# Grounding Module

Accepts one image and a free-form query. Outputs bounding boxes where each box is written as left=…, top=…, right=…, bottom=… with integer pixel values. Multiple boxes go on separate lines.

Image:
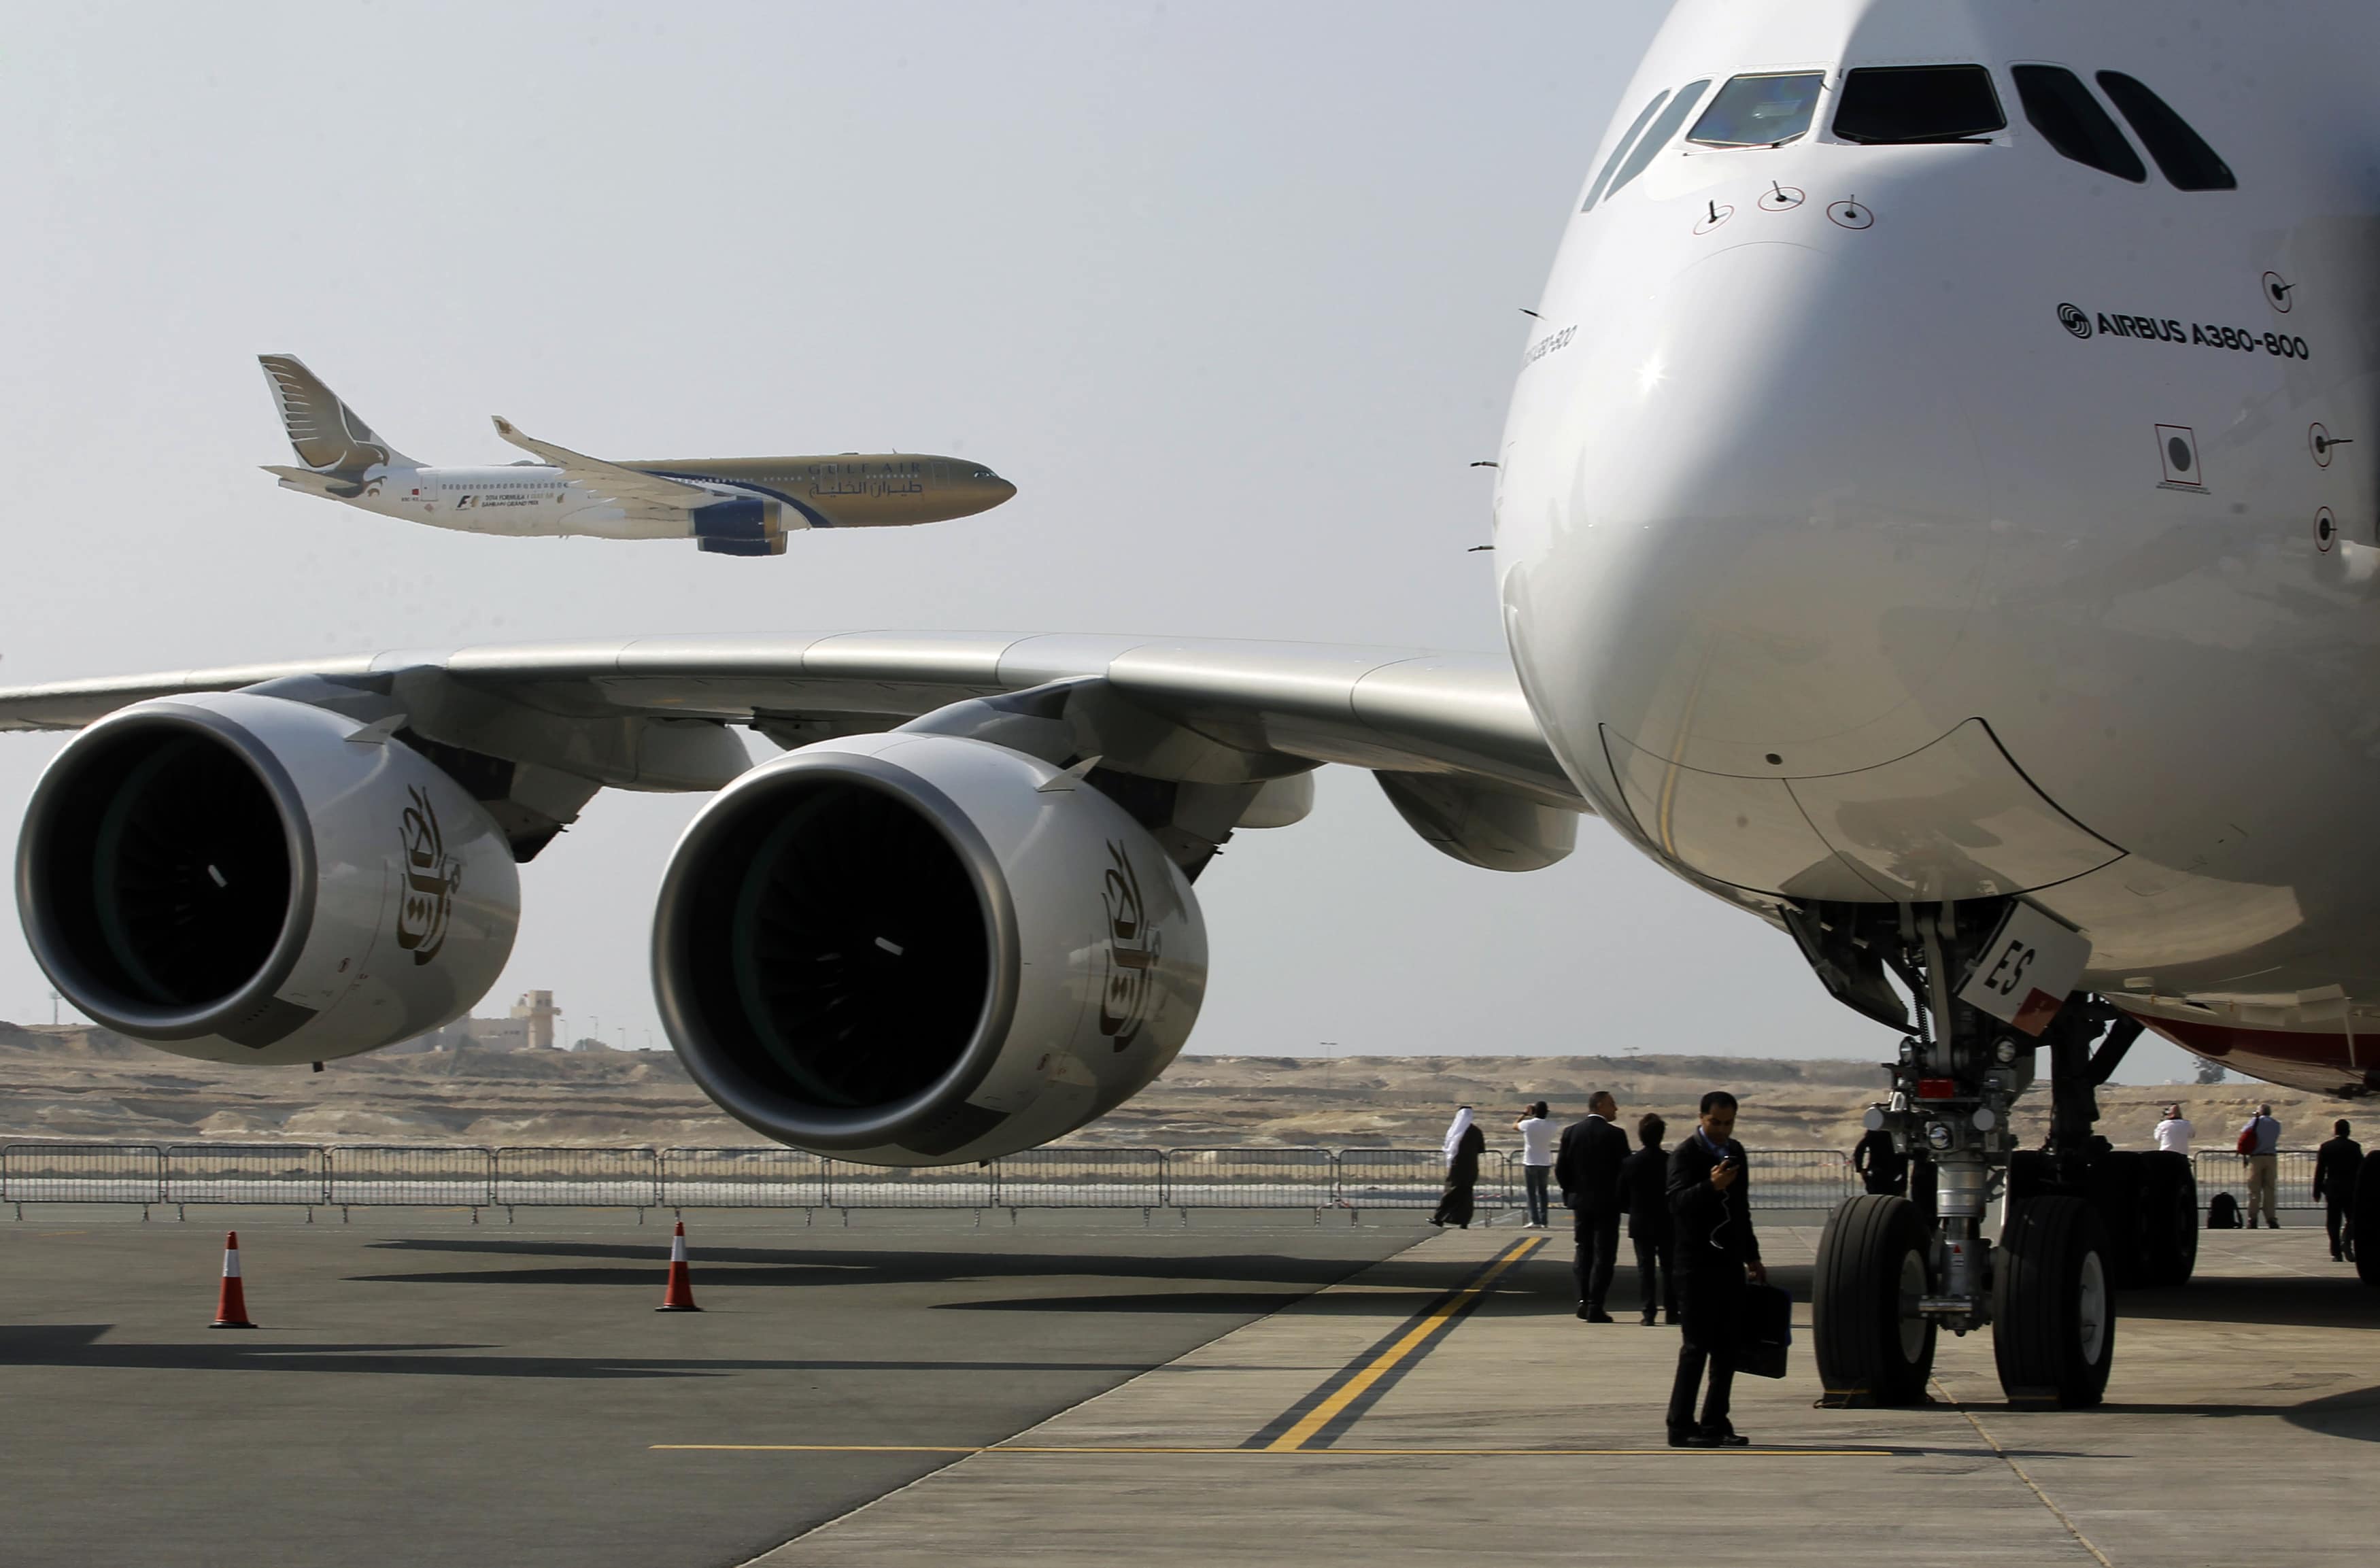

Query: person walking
left=1666, top=1090, right=1765, bottom=1448
left=1853, top=1121, right=1908, bottom=1197
left=1554, top=1091, right=1630, bottom=1322
left=1620, top=1112, right=1676, bottom=1326
left=2313, top=1119, right=2362, bottom=1263
left=1431, top=1106, right=1486, bottom=1229
left=2154, top=1104, right=2194, bottom=1155
left=1514, top=1102, right=1558, bottom=1228
left=2239, top=1104, right=2283, bottom=1228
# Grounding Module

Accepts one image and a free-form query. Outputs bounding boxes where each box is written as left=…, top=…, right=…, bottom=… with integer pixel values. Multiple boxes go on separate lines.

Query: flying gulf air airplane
left=257, top=355, right=1016, bottom=556
left=5, top=0, right=2376, bottom=1414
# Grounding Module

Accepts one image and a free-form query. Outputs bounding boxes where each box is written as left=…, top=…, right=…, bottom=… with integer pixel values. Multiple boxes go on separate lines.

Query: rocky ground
left=0, top=1025, right=2347, bottom=1152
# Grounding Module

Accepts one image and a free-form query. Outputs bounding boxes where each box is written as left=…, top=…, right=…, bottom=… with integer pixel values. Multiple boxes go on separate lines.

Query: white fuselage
left=316, top=464, right=690, bottom=540
left=1495, top=0, right=2380, bottom=1089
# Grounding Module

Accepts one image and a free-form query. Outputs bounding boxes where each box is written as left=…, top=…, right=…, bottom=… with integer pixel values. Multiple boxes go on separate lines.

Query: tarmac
left=0, top=1206, right=2370, bottom=1566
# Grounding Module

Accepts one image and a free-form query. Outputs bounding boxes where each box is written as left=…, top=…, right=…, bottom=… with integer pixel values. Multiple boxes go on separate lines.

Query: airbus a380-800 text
left=259, top=354, right=1016, bottom=557
left=7, top=1, right=2375, bottom=1416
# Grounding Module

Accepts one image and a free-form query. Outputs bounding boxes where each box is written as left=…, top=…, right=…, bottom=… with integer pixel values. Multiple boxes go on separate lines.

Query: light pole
left=1321, top=1041, right=1337, bottom=1091
left=49, top=991, right=59, bottom=1027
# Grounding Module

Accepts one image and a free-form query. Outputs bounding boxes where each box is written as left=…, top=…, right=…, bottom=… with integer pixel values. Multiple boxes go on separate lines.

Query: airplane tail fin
left=258, top=354, right=418, bottom=479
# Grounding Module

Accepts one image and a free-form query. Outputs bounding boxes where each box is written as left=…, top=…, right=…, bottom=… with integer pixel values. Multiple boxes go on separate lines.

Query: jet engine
left=16, top=692, right=520, bottom=1066
left=652, top=732, right=1208, bottom=1164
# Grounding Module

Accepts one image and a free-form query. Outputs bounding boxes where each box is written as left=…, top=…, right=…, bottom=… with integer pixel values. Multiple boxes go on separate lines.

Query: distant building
left=512, top=991, right=558, bottom=1052
left=386, top=991, right=564, bottom=1055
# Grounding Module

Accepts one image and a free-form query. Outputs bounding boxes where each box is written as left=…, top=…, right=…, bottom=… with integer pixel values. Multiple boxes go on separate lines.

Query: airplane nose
left=1506, top=239, right=1992, bottom=784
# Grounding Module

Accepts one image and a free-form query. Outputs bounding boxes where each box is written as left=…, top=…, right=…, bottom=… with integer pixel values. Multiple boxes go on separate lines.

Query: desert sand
left=0, top=1025, right=2347, bottom=1153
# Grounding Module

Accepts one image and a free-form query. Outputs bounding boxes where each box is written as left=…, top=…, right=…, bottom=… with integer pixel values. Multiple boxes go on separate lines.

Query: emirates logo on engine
left=396, top=787, right=461, bottom=965
left=1097, top=841, right=1161, bottom=1052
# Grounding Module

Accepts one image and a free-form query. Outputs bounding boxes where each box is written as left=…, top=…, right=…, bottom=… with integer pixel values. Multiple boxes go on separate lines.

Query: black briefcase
left=1735, top=1282, right=1792, bottom=1380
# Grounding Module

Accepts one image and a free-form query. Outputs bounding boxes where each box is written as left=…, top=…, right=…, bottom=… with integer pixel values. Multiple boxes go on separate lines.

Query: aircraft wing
left=0, top=632, right=1588, bottom=866
left=490, top=416, right=728, bottom=519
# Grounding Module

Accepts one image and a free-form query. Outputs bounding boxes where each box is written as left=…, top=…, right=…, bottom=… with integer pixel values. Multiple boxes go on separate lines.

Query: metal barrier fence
left=165, top=1144, right=327, bottom=1206
left=3, top=1143, right=164, bottom=1205
left=1747, top=1149, right=1859, bottom=1210
left=327, top=1146, right=495, bottom=1208
left=658, top=1148, right=828, bottom=1208
left=996, top=1148, right=1167, bottom=1208
left=0, top=1142, right=2334, bottom=1214
left=494, top=1146, right=659, bottom=1208
left=2192, top=1149, right=2324, bottom=1210
left=1163, top=1148, right=1338, bottom=1208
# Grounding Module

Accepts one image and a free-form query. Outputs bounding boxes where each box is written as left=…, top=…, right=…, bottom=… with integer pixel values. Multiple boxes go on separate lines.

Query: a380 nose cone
left=1504, top=240, right=1993, bottom=785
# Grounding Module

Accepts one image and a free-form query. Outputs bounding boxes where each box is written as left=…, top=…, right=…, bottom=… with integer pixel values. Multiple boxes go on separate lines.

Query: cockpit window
left=2095, top=72, right=2235, bottom=190
left=2012, top=66, right=2144, bottom=182
left=1599, top=79, right=1712, bottom=203
left=1582, top=90, right=1671, bottom=212
left=1832, top=65, right=2005, bottom=144
left=1688, top=72, right=1826, bottom=148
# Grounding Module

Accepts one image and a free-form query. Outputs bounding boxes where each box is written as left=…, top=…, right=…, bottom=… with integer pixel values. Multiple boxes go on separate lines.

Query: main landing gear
left=1787, top=899, right=2189, bottom=1410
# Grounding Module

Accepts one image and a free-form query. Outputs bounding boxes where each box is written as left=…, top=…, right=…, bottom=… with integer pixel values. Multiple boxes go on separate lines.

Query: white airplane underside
left=12, top=0, right=2380, bottom=1410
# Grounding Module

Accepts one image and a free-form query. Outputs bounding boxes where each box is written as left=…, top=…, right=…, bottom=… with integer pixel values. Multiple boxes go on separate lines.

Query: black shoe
left=1700, top=1425, right=1749, bottom=1447
left=1667, top=1425, right=1710, bottom=1448
left=1586, top=1308, right=1615, bottom=1323
left=1639, top=1312, right=1657, bottom=1327
left=1575, top=1303, right=1593, bottom=1320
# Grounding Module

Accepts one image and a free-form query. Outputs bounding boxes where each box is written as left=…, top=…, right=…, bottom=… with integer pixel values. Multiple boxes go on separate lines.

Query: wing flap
left=491, top=416, right=724, bottom=517
left=0, top=634, right=1587, bottom=812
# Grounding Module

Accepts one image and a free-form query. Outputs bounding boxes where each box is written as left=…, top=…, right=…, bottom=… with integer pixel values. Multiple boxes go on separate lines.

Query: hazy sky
left=0, top=1, right=2203, bottom=1086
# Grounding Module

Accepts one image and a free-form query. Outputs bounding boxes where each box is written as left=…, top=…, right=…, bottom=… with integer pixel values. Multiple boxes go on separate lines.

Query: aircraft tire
left=2353, top=1155, right=2380, bottom=1288
left=2139, top=1152, right=2198, bottom=1287
left=1992, top=1195, right=2115, bottom=1408
left=1814, top=1194, right=1935, bottom=1407
left=2086, top=1150, right=2149, bottom=1286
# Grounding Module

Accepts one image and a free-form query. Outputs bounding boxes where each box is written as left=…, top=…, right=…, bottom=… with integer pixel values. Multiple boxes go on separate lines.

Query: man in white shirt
left=2154, top=1106, right=2194, bottom=1155
left=1514, top=1102, right=1557, bottom=1227
left=2240, top=1105, right=2283, bottom=1228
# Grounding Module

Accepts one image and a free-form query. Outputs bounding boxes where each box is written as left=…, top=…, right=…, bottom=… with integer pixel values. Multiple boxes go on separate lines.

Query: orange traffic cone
left=210, top=1231, right=256, bottom=1329
left=656, top=1221, right=701, bottom=1312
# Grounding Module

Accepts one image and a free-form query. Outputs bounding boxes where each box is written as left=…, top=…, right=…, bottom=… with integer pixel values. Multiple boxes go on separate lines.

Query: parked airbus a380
left=258, top=355, right=1017, bottom=556
left=8, top=0, right=2377, bottom=1413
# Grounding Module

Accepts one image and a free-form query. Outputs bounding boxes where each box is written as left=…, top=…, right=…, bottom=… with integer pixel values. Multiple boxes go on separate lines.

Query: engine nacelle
left=652, top=732, right=1207, bottom=1164
left=16, top=692, right=520, bottom=1065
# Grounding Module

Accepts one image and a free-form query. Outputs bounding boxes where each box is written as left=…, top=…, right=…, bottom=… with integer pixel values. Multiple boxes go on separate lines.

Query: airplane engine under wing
left=653, top=732, right=1207, bottom=1165
left=16, top=693, right=520, bottom=1066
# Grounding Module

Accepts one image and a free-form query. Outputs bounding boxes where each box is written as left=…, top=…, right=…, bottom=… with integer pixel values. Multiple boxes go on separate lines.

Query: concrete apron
left=732, top=1224, right=2373, bottom=1565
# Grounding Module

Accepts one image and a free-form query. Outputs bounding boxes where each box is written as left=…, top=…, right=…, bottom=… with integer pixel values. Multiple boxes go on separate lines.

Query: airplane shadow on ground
left=2123, top=1274, right=2379, bottom=1331
left=0, top=1323, right=1157, bottom=1381
left=343, top=1238, right=1452, bottom=1300
left=2093, top=1388, right=2380, bottom=1443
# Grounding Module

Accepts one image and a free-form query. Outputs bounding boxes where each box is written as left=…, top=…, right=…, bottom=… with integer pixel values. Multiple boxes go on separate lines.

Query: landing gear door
left=1954, top=902, right=2091, bottom=1036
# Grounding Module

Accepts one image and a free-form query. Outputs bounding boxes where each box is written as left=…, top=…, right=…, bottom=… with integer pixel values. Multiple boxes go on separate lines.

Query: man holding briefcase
left=1665, top=1090, right=1767, bottom=1448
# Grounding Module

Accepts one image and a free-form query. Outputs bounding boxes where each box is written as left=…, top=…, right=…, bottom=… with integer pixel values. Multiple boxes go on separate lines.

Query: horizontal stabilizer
left=260, top=464, right=355, bottom=498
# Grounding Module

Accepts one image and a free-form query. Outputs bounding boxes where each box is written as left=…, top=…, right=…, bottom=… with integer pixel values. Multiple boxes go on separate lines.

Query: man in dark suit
left=1853, top=1121, right=1908, bottom=1196
left=1619, top=1112, right=1676, bottom=1326
left=1554, top=1090, right=1629, bottom=1322
left=1665, top=1089, right=1766, bottom=1448
left=2313, top=1118, right=2363, bottom=1262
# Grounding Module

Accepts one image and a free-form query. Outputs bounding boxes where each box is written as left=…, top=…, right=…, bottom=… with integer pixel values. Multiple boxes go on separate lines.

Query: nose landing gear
left=1792, top=899, right=2171, bottom=1411
left=1812, top=1193, right=1935, bottom=1405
